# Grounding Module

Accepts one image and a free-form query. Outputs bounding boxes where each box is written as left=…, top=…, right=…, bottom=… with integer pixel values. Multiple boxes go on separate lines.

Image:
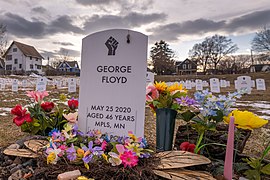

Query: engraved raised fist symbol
left=105, top=36, right=119, bottom=55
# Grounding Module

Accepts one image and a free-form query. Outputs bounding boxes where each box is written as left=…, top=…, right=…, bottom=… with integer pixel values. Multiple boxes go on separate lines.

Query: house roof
left=57, top=61, right=79, bottom=69
left=4, top=41, right=44, bottom=59
left=176, top=58, right=197, bottom=66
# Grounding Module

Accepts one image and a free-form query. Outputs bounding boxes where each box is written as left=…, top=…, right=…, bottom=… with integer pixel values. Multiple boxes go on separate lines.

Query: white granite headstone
left=256, top=79, right=266, bottom=90
left=210, top=78, right=220, bottom=93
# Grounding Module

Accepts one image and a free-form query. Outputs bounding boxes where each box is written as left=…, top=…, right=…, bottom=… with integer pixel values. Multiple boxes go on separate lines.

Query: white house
left=4, top=41, right=44, bottom=74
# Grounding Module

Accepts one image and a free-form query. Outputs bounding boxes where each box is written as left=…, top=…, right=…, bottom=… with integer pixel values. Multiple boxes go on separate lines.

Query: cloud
left=148, top=9, right=270, bottom=42
left=31, top=6, right=47, bottom=14
left=83, top=12, right=166, bottom=33
left=52, top=41, right=74, bottom=46
left=76, top=0, right=115, bottom=6
left=57, top=47, right=81, bottom=57
left=1, top=13, right=83, bottom=38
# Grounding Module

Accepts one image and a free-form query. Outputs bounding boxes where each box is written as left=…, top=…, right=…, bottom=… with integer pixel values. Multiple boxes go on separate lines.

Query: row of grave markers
left=0, top=77, right=79, bottom=93
left=146, top=72, right=266, bottom=93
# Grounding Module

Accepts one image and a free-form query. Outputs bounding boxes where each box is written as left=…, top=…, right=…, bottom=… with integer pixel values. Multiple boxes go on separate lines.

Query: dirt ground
left=0, top=72, right=270, bottom=159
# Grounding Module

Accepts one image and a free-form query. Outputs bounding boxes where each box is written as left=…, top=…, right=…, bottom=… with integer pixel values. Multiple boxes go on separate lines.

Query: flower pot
left=156, top=108, right=177, bottom=152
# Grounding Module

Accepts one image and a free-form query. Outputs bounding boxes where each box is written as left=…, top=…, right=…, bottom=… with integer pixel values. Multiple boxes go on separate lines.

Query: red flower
left=41, top=102, right=54, bottom=112
left=68, top=98, right=79, bottom=110
left=180, top=142, right=196, bottom=153
left=11, top=104, right=32, bottom=126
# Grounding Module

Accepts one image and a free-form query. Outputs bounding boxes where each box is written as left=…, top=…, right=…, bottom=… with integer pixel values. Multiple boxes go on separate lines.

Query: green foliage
left=150, top=40, right=176, bottom=75
left=243, top=145, right=270, bottom=180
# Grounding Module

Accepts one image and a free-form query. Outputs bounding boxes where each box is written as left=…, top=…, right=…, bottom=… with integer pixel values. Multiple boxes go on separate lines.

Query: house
left=4, top=41, right=44, bottom=74
left=56, top=60, right=80, bottom=73
left=250, top=64, right=270, bottom=73
left=176, top=59, right=197, bottom=75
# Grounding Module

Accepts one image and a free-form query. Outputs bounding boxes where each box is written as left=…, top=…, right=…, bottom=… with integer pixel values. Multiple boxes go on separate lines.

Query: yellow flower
left=167, top=83, right=187, bottom=93
left=154, top=81, right=168, bottom=92
left=125, top=143, right=143, bottom=156
left=77, top=148, right=84, bottom=159
left=59, top=93, right=67, bottom=102
left=224, top=110, right=268, bottom=130
left=47, top=152, right=56, bottom=164
left=102, top=153, right=108, bottom=162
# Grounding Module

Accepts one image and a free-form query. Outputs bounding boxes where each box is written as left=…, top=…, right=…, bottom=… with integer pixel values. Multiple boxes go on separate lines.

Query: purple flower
left=66, top=144, right=77, bottom=161
left=82, top=141, right=103, bottom=164
left=176, top=96, right=197, bottom=106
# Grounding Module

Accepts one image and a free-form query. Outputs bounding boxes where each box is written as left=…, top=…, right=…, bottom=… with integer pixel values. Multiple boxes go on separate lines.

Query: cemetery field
left=0, top=73, right=270, bottom=159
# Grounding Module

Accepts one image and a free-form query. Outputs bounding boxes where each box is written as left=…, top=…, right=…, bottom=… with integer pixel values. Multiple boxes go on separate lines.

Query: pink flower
left=63, top=112, right=78, bottom=124
left=146, top=84, right=159, bottom=101
left=26, top=91, right=49, bottom=103
left=120, top=151, right=138, bottom=168
left=101, top=141, right=107, bottom=150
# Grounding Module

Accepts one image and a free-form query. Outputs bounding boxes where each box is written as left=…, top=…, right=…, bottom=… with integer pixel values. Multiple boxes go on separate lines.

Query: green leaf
left=262, top=146, right=270, bottom=160
left=246, top=158, right=261, bottom=169
left=211, top=109, right=224, bottom=122
left=261, top=164, right=270, bottom=175
left=179, top=110, right=196, bottom=122
left=244, top=169, right=261, bottom=180
left=33, top=122, right=40, bottom=127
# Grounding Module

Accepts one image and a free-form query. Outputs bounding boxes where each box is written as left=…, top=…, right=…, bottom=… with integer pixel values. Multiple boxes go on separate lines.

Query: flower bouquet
left=10, top=91, right=79, bottom=136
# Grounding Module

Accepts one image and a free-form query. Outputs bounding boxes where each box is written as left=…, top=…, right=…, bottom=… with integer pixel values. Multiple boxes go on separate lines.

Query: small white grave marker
left=202, top=80, right=209, bottom=87
left=226, top=81, right=230, bottom=87
left=195, top=79, right=203, bottom=91
left=36, top=77, right=47, bottom=92
left=12, top=79, right=18, bottom=92
left=22, top=80, right=27, bottom=88
left=236, top=76, right=252, bottom=94
left=256, top=79, right=266, bottom=90
left=210, top=78, right=220, bottom=93
left=68, top=78, right=77, bottom=92
left=146, top=72, right=154, bottom=85
left=0, top=79, right=5, bottom=90
left=251, top=80, right=255, bottom=88
left=220, top=80, right=227, bottom=88
left=185, top=80, right=192, bottom=90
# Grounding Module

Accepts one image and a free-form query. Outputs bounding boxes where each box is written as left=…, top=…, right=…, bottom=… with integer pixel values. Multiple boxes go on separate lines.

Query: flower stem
left=195, top=131, right=204, bottom=154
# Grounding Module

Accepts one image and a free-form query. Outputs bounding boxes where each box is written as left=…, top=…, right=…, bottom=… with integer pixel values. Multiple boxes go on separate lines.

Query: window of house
left=6, top=55, right=12, bottom=60
left=188, top=64, right=192, bottom=69
left=30, top=56, right=32, bottom=60
left=13, top=67, right=16, bottom=70
left=30, top=64, right=33, bottom=69
left=36, top=58, right=38, bottom=61
left=19, top=64, right=22, bottom=69
left=37, top=65, right=41, bottom=69
left=6, top=65, right=12, bottom=70
left=14, top=59, right=18, bottom=64
left=183, top=64, right=186, bottom=69
left=13, top=48, right=17, bottom=52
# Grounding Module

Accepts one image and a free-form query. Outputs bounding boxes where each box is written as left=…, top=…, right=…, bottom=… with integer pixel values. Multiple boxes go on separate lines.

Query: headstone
left=78, top=29, right=147, bottom=137
left=57, top=80, right=62, bottom=89
left=185, top=80, right=192, bottom=90
left=22, top=80, right=27, bottom=88
left=202, top=80, right=209, bottom=87
left=256, top=79, right=266, bottom=90
left=226, top=81, right=230, bottom=87
left=146, top=72, right=154, bottom=85
left=234, top=80, right=238, bottom=90
left=236, top=76, right=252, bottom=94
left=251, top=80, right=255, bottom=88
left=68, top=78, right=77, bottom=92
left=220, top=80, right=227, bottom=88
left=191, top=81, right=196, bottom=88
left=36, top=77, right=47, bottom=92
left=210, top=78, right=220, bottom=93
left=0, top=79, right=5, bottom=90
left=195, top=79, right=203, bottom=91
left=12, top=79, right=18, bottom=92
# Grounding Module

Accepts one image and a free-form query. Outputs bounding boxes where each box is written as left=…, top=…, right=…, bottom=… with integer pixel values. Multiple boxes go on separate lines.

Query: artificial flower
left=167, top=83, right=187, bottom=94
left=120, top=151, right=139, bottom=168
left=146, top=84, right=159, bottom=101
left=224, top=110, right=268, bottom=130
left=11, top=104, right=32, bottom=126
left=46, top=143, right=62, bottom=164
left=68, top=98, right=79, bottom=110
left=180, top=142, right=196, bottom=153
left=26, top=91, right=48, bottom=103
left=66, top=144, right=77, bottom=161
left=102, top=153, right=108, bottom=162
left=108, top=152, right=122, bottom=166
left=41, top=101, right=54, bottom=112
left=154, top=81, right=168, bottom=92
left=82, top=141, right=103, bottom=164
left=176, top=96, right=197, bottom=107
left=63, top=112, right=78, bottom=124
left=125, top=143, right=144, bottom=156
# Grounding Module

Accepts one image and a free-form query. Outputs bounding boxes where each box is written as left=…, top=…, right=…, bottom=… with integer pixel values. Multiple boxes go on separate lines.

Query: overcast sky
left=1, top=0, right=270, bottom=64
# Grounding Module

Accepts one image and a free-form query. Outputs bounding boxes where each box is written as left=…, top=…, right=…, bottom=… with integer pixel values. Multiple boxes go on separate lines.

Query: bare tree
left=189, top=34, right=238, bottom=74
left=252, top=27, right=270, bottom=53
left=0, top=23, right=7, bottom=57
